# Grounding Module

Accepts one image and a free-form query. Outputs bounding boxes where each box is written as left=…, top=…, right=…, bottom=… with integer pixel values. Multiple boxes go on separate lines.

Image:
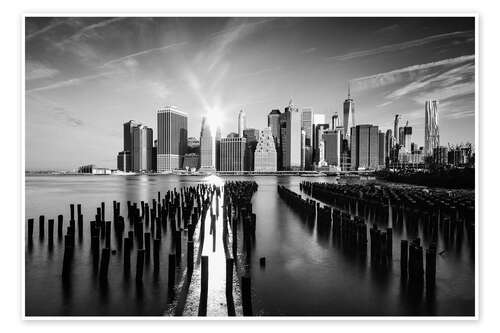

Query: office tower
left=268, top=109, right=282, bottom=170
left=404, top=125, right=412, bottom=152
left=117, top=151, right=131, bottom=172
left=238, top=109, right=246, bottom=137
left=433, top=146, right=448, bottom=166
left=343, top=83, right=355, bottom=139
left=332, top=112, right=339, bottom=130
left=118, top=120, right=153, bottom=172
left=425, top=100, right=440, bottom=156
left=301, top=130, right=306, bottom=170
left=152, top=140, right=157, bottom=172
left=200, top=116, right=215, bottom=171
left=378, top=130, right=386, bottom=168
left=280, top=101, right=302, bottom=170
left=157, top=106, right=187, bottom=171
left=254, top=127, right=277, bottom=172
left=219, top=136, right=246, bottom=171
left=385, top=129, right=393, bottom=164
left=313, top=124, right=329, bottom=163
left=399, top=127, right=405, bottom=148
left=187, top=137, right=201, bottom=154
left=323, top=130, right=341, bottom=167
left=215, top=126, right=222, bottom=171
left=243, top=128, right=259, bottom=171
left=393, top=114, right=400, bottom=145
left=350, top=124, right=379, bottom=170
left=313, top=114, right=326, bottom=125
left=301, top=107, right=314, bottom=147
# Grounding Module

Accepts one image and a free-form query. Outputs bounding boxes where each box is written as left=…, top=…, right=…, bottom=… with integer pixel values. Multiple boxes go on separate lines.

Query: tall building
left=254, top=128, right=277, bottom=172
left=399, top=127, right=405, bottom=148
left=385, top=129, right=393, bottom=165
left=424, top=100, right=440, bottom=156
left=157, top=106, right=187, bottom=171
left=152, top=140, right=157, bottom=172
left=404, top=126, right=412, bottom=152
left=238, top=109, right=246, bottom=137
left=313, top=124, right=329, bottom=163
left=378, top=130, right=386, bottom=168
left=323, top=130, right=341, bottom=167
left=301, top=107, right=314, bottom=147
left=350, top=124, right=379, bottom=170
left=243, top=128, right=259, bottom=171
left=268, top=109, right=282, bottom=169
left=332, top=112, right=339, bottom=130
left=219, top=137, right=246, bottom=172
left=394, top=114, right=400, bottom=145
left=343, top=83, right=355, bottom=140
left=215, top=126, right=222, bottom=171
left=118, top=120, right=153, bottom=172
left=200, top=116, right=215, bottom=171
left=280, top=101, right=302, bottom=170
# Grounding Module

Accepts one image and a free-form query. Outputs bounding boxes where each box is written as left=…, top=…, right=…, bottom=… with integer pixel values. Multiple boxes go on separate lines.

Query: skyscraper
left=343, top=83, right=355, bottom=140
left=350, top=124, right=379, bottom=170
left=301, top=107, right=313, bottom=147
left=268, top=109, right=282, bottom=169
left=425, top=100, right=440, bottom=156
left=157, top=106, right=187, bottom=172
left=385, top=129, right=393, bottom=165
left=323, top=130, right=341, bottom=167
left=313, top=123, right=329, bottom=163
left=238, top=109, right=246, bottom=137
left=243, top=128, right=259, bottom=171
left=394, top=114, right=400, bottom=145
left=378, top=130, right=386, bottom=168
left=280, top=100, right=302, bottom=170
left=404, top=125, right=412, bottom=152
left=118, top=120, right=153, bottom=172
left=219, top=136, right=246, bottom=172
left=332, top=112, right=339, bottom=130
left=200, top=116, right=215, bottom=171
left=254, top=127, right=277, bottom=172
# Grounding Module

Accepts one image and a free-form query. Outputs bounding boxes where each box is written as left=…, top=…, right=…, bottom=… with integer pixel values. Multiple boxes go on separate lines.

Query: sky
left=25, top=16, right=475, bottom=170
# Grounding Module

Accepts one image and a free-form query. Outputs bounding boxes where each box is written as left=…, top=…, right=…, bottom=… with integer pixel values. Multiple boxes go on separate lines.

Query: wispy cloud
left=26, top=71, right=116, bottom=93
left=25, top=61, right=59, bottom=80
left=326, top=30, right=473, bottom=61
left=352, top=55, right=474, bottom=91
left=27, top=94, right=84, bottom=127
left=101, top=41, right=187, bottom=67
left=56, top=17, right=127, bottom=45
left=301, top=47, right=317, bottom=54
left=25, top=18, right=70, bottom=41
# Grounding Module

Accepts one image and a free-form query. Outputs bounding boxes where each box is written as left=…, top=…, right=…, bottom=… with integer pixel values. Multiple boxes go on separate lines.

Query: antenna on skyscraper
left=348, top=81, right=351, bottom=99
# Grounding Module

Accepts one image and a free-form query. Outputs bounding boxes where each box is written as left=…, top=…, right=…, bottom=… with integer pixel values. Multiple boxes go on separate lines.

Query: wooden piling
left=198, top=255, right=208, bottom=316
left=168, top=253, right=176, bottom=291
left=241, top=276, right=253, bottom=316
left=27, top=218, right=34, bottom=242
left=153, top=239, right=160, bottom=276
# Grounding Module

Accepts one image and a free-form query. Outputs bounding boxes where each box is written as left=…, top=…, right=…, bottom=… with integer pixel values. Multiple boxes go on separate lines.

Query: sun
left=206, top=108, right=224, bottom=134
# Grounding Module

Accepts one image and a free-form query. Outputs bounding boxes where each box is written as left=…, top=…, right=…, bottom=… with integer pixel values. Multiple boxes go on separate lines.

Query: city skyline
left=25, top=17, right=475, bottom=170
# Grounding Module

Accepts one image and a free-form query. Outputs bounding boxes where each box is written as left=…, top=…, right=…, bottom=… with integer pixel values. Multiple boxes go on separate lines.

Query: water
left=25, top=175, right=475, bottom=316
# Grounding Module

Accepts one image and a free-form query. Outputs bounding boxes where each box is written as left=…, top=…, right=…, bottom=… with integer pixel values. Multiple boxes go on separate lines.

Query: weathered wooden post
left=168, top=253, right=176, bottom=291
left=123, top=237, right=131, bottom=276
left=187, top=240, right=194, bottom=272
left=39, top=215, right=45, bottom=240
left=144, top=232, right=151, bottom=263
left=153, top=239, right=160, bottom=277
left=57, top=215, right=63, bottom=239
left=48, top=219, right=54, bottom=245
left=401, top=240, right=408, bottom=280
left=198, top=255, right=208, bottom=316
left=241, top=275, right=253, bottom=316
left=27, top=218, right=34, bottom=243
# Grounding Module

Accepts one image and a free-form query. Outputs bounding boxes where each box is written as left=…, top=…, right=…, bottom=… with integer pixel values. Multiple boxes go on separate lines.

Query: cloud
left=25, top=18, right=70, bottom=41
left=25, top=61, right=60, bottom=80
left=101, top=41, right=187, bottom=67
left=27, top=94, right=84, bottom=127
left=56, top=17, right=127, bottom=45
left=352, top=55, right=474, bottom=91
left=148, top=81, right=171, bottom=99
left=326, top=30, right=473, bottom=61
left=372, top=24, right=400, bottom=35
left=301, top=47, right=317, bottom=54
left=26, top=71, right=116, bottom=92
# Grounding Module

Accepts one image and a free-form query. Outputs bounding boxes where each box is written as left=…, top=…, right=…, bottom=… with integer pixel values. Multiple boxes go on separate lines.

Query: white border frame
left=21, top=12, right=479, bottom=321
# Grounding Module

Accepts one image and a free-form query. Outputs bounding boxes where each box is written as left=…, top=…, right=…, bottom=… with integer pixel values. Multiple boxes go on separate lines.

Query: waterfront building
left=157, top=106, right=187, bottom=172
left=243, top=128, right=259, bottom=171
left=350, top=124, right=379, bottom=170
left=385, top=129, right=393, bottom=164
left=323, top=130, right=341, bottom=167
left=313, top=124, right=329, bottom=163
left=200, top=116, right=216, bottom=171
left=425, top=100, right=440, bottom=156
left=268, top=109, right=282, bottom=170
left=118, top=120, right=153, bottom=172
left=182, top=153, right=200, bottom=170
left=280, top=101, right=302, bottom=170
left=219, top=136, right=246, bottom=172
left=404, top=126, right=412, bottom=152
left=433, top=146, right=448, bottom=166
left=301, top=107, right=314, bottom=147
left=394, top=115, right=400, bottom=145
left=343, top=83, right=355, bottom=141
left=117, top=151, right=131, bottom=172
left=152, top=140, right=157, bottom=172
left=187, top=137, right=200, bottom=154
left=238, top=110, right=246, bottom=137
left=254, top=127, right=277, bottom=172
left=399, top=127, right=405, bottom=148
left=378, top=130, right=386, bottom=169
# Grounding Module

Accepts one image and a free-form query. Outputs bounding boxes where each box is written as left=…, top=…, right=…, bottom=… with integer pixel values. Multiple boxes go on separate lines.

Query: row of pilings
left=300, top=181, right=475, bottom=251
left=27, top=183, right=225, bottom=315
left=278, top=184, right=440, bottom=300
left=222, top=181, right=258, bottom=316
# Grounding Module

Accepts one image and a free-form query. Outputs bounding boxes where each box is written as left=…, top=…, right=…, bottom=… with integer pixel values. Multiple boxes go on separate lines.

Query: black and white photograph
left=23, top=15, right=477, bottom=318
